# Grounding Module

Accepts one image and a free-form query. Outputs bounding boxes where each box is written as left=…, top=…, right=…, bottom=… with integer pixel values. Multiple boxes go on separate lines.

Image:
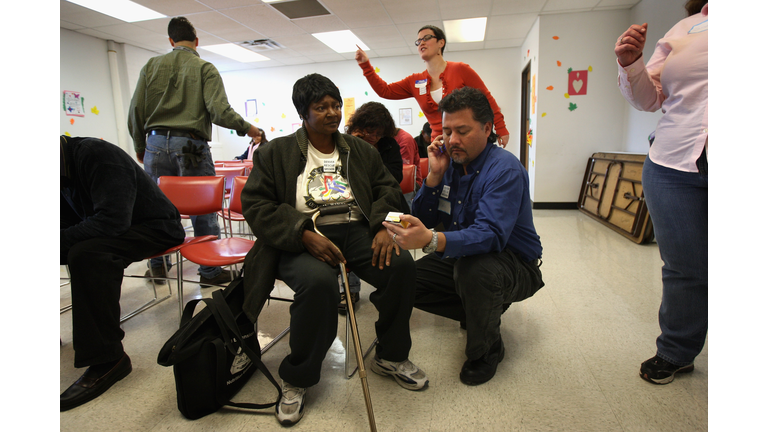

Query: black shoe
left=60, top=353, right=132, bottom=412
left=639, top=355, right=694, bottom=385
left=337, top=291, right=360, bottom=316
left=459, top=339, right=505, bottom=385
left=144, top=267, right=167, bottom=285
left=199, top=270, right=233, bottom=287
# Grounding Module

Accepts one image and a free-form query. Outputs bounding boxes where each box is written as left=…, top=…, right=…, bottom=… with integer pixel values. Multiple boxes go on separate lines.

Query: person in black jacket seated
left=239, top=74, right=428, bottom=427
left=60, top=136, right=185, bottom=412
left=235, top=128, right=268, bottom=160
left=343, top=101, right=410, bottom=311
left=414, top=122, right=431, bottom=159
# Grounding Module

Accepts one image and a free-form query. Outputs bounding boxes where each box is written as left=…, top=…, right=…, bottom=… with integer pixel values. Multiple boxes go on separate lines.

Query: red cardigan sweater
left=359, top=60, right=509, bottom=141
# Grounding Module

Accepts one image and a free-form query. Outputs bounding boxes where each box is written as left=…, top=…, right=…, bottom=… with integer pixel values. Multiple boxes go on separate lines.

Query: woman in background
left=615, top=0, right=708, bottom=385
left=342, top=101, right=411, bottom=312
left=235, top=127, right=268, bottom=160
left=355, top=25, right=509, bottom=147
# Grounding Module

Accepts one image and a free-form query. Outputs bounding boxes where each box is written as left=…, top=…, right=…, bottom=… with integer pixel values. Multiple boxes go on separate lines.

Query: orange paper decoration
left=553, top=36, right=560, bottom=40
left=546, top=86, right=553, bottom=91
left=557, top=61, right=562, bottom=67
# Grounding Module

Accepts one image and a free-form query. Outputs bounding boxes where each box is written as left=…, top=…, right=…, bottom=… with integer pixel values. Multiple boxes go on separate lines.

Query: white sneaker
left=371, top=356, right=429, bottom=390
left=275, top=380, right=306, bottom=426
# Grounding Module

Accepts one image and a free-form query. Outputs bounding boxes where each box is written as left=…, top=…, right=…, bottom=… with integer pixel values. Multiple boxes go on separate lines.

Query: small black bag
left=157, top=277, right=281, bottom=420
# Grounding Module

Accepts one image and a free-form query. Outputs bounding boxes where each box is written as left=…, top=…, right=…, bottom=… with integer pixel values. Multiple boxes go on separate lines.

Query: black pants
left=414, top=250, right=544, bottom=361
left=61, top=225, right=183, bottom=368
left=275, top=221, right=416, bottom=388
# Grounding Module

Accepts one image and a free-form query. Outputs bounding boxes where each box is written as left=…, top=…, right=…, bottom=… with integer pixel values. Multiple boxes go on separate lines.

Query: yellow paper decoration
left=542, top=113, right=547, bottom=117
left=91, top=106, right=100, bottom=115
left=588, top=66, right=593, bottom=72
left=564, top=93, right=570, bottom=99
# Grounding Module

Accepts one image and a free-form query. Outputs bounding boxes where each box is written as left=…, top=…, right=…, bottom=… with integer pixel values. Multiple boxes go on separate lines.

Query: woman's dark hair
left=685, top=0, right=707, bottom=16
left=258, top=128, right=269, bottom=143
left=439, top=87, right=496, bottom=143
left=292, top=73, right=343, bottom=121
left=168, top=17, right=197, bottom=43
left=421, top=122, right=431, bottom=136
left=344, top=102, right=397, bottom=138
left=418, top=25, right=446, bottom=55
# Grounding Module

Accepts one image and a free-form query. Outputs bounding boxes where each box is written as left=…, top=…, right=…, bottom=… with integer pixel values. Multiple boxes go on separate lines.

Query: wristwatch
left=422, top=229, right=438, bottom=254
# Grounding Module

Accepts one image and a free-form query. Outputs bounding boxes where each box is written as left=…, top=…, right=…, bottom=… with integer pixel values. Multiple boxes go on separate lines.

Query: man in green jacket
left=127, top=16, right=259, bottom=287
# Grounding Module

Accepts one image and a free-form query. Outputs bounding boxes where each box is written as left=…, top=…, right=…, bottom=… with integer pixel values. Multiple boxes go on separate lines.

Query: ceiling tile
left=485, top=13, right=538, bottom=40
left=380, top=0, right=442, bottom=25
left=437, top=0, right=494, bottom=21
left=543, top=0, right=602, bottom=12
left=490, top=0, right=548, bottom=15
left=318, top=0, right=393, bottom=28
left=291, top=15, right=348, bottom=34
left=353, top=26, right=409, bottom=50
left=596, top=0, right=641, bottom=6
left=60, top=0, right=125, bottom=28
left=218, top=5, right=304, bottom=38
left=131, top=0, right=213, bottom=16
left=61, top=19, right=84, bottom=30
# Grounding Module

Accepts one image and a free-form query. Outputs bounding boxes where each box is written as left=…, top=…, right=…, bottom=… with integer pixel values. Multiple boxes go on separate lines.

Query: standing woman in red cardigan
left=355, top=25, right=510, bottom=148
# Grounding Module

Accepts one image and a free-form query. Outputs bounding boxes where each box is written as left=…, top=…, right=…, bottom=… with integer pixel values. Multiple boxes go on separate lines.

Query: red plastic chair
left=156, top=176, right=227, bottom=317
left=174, top=177, right=254, bottom=293
left=419, top=158, right=429, bottom=178
left=400, top=164, right=416, bottom=195
left=219, top=176, right=251, bottom=238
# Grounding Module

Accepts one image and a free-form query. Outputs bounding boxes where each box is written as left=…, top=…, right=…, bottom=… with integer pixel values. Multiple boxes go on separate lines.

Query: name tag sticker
left=440, top=185, right=451, bottom=199
left=689, top=19, right=708, bottom=34
left=415, top=79, right=427, bottom=88
left=323, top=159, right=336, bottom=173
left=438, top=199, right=451, bottom=214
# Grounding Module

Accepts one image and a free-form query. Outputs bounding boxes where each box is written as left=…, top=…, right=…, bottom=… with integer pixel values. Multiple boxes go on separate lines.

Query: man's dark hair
left=292, top=73, right=343, bottom=121
left=439, top=87, right=496, bottom=142
left=421, top=122, right=431, bottom=136
left=168, top=17, right=197, bottom=43
left=418, top=25, right=446, bottom=55
left=345, top=102, right=396, bottom=138
left=685, top=0, right=707, bottom=16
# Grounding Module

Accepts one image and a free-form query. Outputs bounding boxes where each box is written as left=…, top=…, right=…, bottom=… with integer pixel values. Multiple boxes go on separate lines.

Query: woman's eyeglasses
left=414, top=34, right=436, bottom=46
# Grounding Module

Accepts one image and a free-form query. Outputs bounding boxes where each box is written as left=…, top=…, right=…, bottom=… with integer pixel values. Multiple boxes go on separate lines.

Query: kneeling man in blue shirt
left=385, top=87, right=545, bottom=385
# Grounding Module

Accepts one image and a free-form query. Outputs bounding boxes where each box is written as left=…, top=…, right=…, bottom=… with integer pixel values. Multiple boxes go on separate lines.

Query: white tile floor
left=59, top=210, right=707, bottom=431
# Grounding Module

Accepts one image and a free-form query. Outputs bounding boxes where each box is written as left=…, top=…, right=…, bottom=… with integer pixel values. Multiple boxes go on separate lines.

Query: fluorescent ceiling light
left=261, top=0, right=285, bottom=3
left=443, top=17, right=488, bottom=43
left=66, top=0, right=165, bottom=22
left=199, top=44, right=271, bottom=63
left=312, top=30, right=369, bottom=54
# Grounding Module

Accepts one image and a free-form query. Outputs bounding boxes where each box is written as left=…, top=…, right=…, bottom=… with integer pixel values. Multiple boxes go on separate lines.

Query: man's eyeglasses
left=414, top=34, right=437, bottom=46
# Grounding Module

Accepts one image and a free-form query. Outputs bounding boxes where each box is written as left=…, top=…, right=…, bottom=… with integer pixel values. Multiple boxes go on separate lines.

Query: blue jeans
left=143, top=134, right=222, bottom=278
left=642, top=155, right=708, bottom=366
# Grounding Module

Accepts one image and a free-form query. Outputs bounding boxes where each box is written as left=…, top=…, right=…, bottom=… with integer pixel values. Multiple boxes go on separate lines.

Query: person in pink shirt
left=615, top=0, right=708, bottom=385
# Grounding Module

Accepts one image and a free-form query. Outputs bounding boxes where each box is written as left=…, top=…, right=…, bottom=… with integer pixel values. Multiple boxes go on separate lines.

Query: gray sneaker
left=275, top=380, right=306, bottom=426
left=371, top=356, right=429, bottom=390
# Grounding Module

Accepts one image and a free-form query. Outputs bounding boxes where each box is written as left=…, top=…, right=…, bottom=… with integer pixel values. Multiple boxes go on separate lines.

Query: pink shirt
left=394, top=128, right=422, bottom=186
left=618, top=4, right=708, bottom=173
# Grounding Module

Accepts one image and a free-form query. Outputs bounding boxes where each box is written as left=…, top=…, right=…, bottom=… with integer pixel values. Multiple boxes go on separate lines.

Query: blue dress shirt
left=412, top=142, right=542, bottom=262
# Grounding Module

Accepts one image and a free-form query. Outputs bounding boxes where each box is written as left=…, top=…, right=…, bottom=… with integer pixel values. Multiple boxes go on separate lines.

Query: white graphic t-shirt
left=295, top=142, right=362, bottom=226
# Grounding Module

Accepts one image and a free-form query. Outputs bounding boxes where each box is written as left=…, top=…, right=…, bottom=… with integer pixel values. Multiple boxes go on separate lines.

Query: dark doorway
left=520, top=62, right=531, bottom=171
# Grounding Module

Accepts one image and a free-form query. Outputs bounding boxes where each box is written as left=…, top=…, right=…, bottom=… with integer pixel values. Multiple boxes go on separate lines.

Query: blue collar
left=451, top=142, right=495, bottom=175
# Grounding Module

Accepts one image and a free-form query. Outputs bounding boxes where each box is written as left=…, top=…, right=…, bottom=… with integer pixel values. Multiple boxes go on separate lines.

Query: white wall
left=533, top=10, right=632, bottom=204
left=215, top=48, right=521, bottom=162
left=60, top=29, right=120, bottom=147
left=622, top=0, right=689, bottom=153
